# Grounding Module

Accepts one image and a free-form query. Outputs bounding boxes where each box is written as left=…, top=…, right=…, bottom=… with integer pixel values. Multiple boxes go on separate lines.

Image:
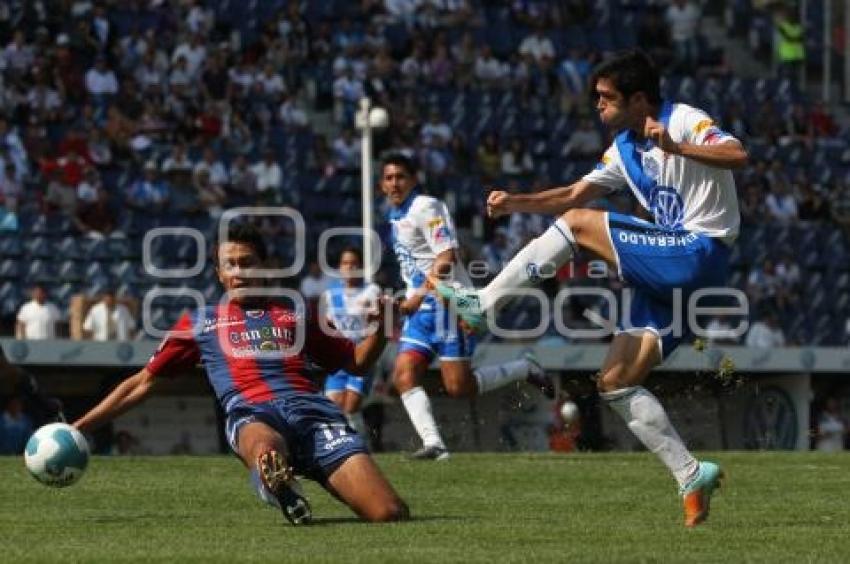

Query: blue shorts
left=606, top=212, right=731, bottom=358
left=399, top=300, right=476, bottom=361
left=325, top=370, right=373, bottom=396
left=224, top=393, right=368, bottom=484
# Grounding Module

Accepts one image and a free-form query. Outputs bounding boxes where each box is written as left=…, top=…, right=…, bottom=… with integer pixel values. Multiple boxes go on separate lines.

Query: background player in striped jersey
left=437, top=50, right=748, bottom=526
left=381, top=154, right=553, bottom=461
left=321, top=246, right=381, bottom=438
left=74, top=224, right=408, bottom=525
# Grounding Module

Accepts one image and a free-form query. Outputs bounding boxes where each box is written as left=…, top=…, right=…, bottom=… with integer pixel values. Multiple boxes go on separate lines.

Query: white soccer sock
left=346, top=411, right=367, bottom=437
left=479, top=218, right=576, bottom=311
left=400, top=386, right=446, bottom=449
left=474, top=359, right=532, bottom=395
left=601, top=386, right=699, bottom=488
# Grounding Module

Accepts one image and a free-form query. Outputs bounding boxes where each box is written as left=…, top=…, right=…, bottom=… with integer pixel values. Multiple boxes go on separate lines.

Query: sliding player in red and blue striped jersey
left=74, top=224, right=408, bottom=525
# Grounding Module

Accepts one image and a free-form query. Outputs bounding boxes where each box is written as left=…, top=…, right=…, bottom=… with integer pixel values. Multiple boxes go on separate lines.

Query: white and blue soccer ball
left=24, top=423, right=90, bottom=487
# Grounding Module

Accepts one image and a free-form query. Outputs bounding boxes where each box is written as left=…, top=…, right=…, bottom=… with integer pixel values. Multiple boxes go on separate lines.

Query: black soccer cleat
left=257, top=450, right=312, bottom=526
left=409, top=444, right=450, bottom=461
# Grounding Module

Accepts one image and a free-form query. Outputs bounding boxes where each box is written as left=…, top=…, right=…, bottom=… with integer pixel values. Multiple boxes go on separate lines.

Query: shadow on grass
left=308, top=515, right=466, bottom=526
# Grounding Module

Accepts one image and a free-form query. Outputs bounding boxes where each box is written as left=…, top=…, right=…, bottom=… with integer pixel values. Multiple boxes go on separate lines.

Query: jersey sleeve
left=417, top=197, right=459, bottom=256
left=303, top=314, right=356, bottom=373
left=582, top=145, right=626, bottom=192
left=678, top=106, right=738, bottom=146
left=145, top=313, right=201, bottom=378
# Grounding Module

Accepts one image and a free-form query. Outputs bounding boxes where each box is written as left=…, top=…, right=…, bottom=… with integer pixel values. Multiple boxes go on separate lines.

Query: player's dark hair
left=381, top=152, right=417, bottom=177
left=589, top=49, right=661, bottom=106
left=212, top=222, right=267, bottom=266
left=338, top=245, right=362, bottom=266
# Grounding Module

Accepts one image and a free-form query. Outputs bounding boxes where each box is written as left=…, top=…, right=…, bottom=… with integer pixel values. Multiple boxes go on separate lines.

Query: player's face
left=216, top=242, right=264, bottom=302
left=338, top=251, right=362, bottom=284
left=594, top=78, right=630, bottom=130
left=381, top=163, right=415, bottom=206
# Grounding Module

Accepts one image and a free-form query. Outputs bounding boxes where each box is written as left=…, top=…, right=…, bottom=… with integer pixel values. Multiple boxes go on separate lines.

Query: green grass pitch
left=2, top=453, right=849, bottom=562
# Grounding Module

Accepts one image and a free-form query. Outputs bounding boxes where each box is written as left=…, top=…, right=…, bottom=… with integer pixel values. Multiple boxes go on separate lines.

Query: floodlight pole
left=359, top=98, right=374, bottom=283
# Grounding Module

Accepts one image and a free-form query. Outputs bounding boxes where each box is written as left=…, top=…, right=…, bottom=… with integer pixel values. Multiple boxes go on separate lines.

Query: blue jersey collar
left=614, top=100, right=674, bottom=203
left=388, top=187, right=420, bottom=220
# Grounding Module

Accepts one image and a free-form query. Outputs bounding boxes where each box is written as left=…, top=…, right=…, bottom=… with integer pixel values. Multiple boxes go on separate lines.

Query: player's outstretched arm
left=73, top=369, right=158, bottom=433
left=487, top=179, right=611, bottom=218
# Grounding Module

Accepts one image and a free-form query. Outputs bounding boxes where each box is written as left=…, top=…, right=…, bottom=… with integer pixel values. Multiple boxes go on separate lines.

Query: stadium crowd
left=0, top=0, right=846, bottom=350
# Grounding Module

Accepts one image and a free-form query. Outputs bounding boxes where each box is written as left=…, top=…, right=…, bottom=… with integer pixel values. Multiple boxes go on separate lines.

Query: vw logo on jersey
left=649, top=186, right=684, bottom=229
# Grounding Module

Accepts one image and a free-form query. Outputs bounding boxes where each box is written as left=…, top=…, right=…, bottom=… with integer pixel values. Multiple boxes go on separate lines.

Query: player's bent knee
left=365, top=499, right=410, bottom=523
left=562, top=208, right=590, bottom=236
left=443, top=379, right=474, bottom=398
left=393, top=368, right=417, bottom=391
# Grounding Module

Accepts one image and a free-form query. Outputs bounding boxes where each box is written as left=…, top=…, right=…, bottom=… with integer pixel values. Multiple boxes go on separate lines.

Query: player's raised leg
left=326, top=453, right=409, bottom=522
left=235, top=421, right=312, bottom=526
left=435, top=208, right=615, bottom=330
left=596, top=331, right=722, bottom=527
left=441, top=355, right=553, bottom=399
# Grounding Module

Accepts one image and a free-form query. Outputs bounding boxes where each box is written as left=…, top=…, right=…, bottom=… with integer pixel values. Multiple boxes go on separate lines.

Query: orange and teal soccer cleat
left=681, top=461, right=724, bottom=527
left=432, top=281, right=487, bottom=334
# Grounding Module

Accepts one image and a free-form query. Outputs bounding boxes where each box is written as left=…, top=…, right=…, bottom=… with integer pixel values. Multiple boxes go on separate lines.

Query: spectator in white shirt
left=171, top=33, right=207, bottom=78
left=279, top=93, right=308, bottom=129
left=384, top=0, right=422, bottom=26
left=420, top=109, right=452, bottom=148
left=501, top=138, right=534, bottom=178
left=815, top=398, right=848, bottom=452
left=333, top=66, right=364, bottom=125
left=92, top=4, right=111, bottom=49
left=255, top=63, right=287, bottom=99
left=83, top=290, right=136, bottom=341
left=4, top=30, right=34, bottom=75
left=333, top=129, right=362, bottom=173
left=251, top=148, right=283, bottom=203
left=665, top=0, right=701, bottom=72
left=518, top=26, right=555, bottom=65
left=16, top=286, right=61, bottom=340
left=168, top=55, right=195, bottom=95
left=474, top=45, right=507, bottom=87
left=563, top=118, right=604, bottom=159
left=85, top=55, right=119, bottom=98
left=193, top=146, right=229, bottom=188
left=705, top=314, right=740, bottom=345
left=765, top=182, right=798, bottom=223
left=745, top=313, right=786, bottom=348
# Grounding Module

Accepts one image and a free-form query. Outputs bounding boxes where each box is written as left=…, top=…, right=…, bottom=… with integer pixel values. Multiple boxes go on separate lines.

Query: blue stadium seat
left=55, top=236, right=83, bottom=260
left=57, top=260, right=83, bottom=282
left=0, top=235, right=22, bottom=257
left=0, top=258, right=20, bottom=279
left=108, top=237, right=137, bottom=260
left=52, top=283, right=76, bottom=309
left=25, top=237, right=53, bottom=259
left=85, top=262, right=111, bottom=286
left=25, top=260, right=56, bottom=284
left=84, top=238, right=111, bottom=261
left=111, top=261, right=142, bottom=284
